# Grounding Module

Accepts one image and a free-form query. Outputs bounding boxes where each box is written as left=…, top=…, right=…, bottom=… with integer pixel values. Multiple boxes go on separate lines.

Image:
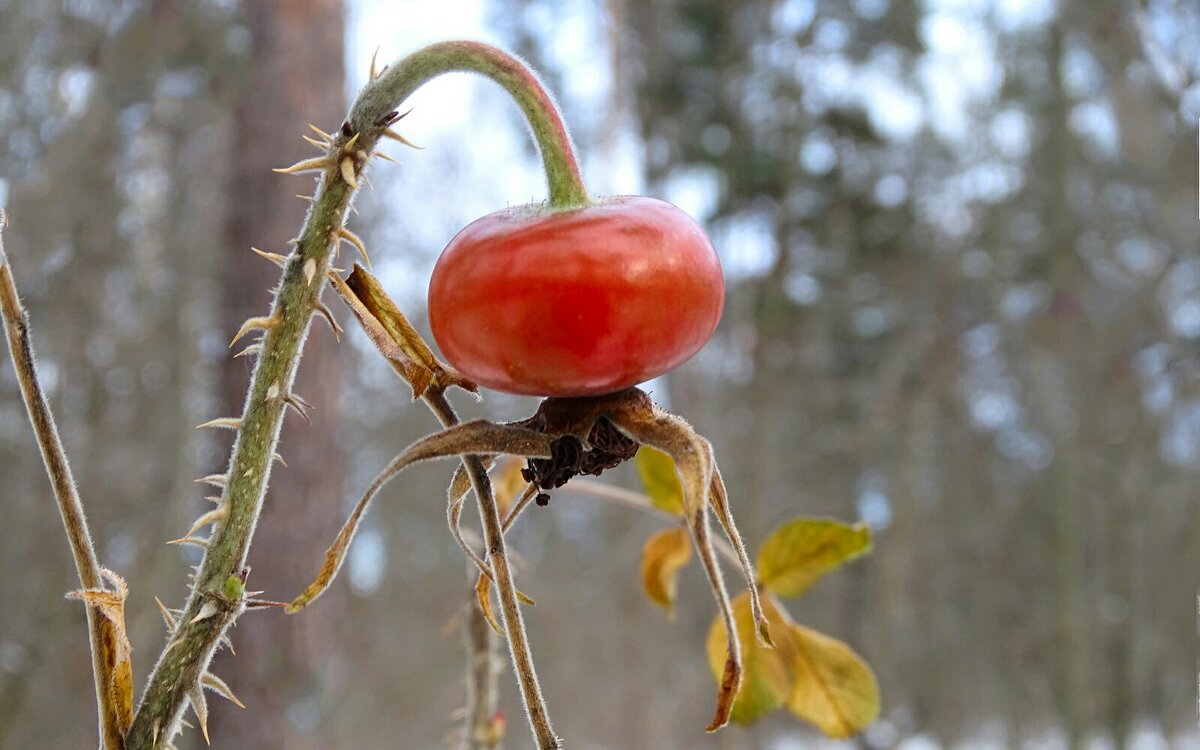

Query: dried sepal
left=328, top=265, right=477, bottom=399
left=604, top=400, right=742, bottom=732
left=709, top=463, right=773, bottom=646
left=66, top=568, right=134, bottom=734
left=286, top=420, right=555, bottom=613
left=448, top=478, right=492, bottom=580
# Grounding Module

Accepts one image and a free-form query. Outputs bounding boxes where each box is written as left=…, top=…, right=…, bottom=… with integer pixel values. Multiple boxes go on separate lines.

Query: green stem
left=352, top=40, right=590, bottom=209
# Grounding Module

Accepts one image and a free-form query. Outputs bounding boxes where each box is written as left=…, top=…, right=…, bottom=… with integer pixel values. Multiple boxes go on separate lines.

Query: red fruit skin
left=428, top=196, right=724, bottom=397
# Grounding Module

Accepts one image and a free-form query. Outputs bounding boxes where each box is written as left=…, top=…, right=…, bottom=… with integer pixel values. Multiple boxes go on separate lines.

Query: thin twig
left=564, top=479, right=742, bottom=569
left=0, top=216, right=127, bottom=749
left=462, top=562, right=500, bottom=750
left=424, top=390, right=559, bottom=749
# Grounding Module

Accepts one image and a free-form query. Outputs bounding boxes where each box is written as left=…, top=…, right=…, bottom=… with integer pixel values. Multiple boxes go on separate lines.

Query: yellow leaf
left=492, top=456, right=528, bottom=518
left=756, top=518, right=871, bottom=597
left=634, top=446, right=685, bottom=516
left=705, top=592, right=793, bottom=724
left=640, top=527, right=692, bottom=615
left=787, top=622, right=880, bottom=738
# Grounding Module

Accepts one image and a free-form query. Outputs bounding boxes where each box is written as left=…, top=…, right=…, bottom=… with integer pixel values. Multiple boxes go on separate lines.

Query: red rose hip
left=428, top=195, right=724, bottom=396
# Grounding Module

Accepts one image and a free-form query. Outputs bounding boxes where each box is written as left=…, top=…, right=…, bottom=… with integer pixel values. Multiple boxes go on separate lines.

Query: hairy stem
left=425, top=390, right=559, bottom=749
left=124, top=134, right=358, bottom=750
left=351, top=40, right=588, bottom=209
left=0, top=217, right=127, bottom=749
left=462, top=564, right=500, bottom=750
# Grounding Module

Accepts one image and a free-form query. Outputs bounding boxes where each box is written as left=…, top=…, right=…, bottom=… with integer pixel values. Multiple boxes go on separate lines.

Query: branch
left=0, top=213, right=128, bottom=749
left=124, top=123, right=363, bottom=750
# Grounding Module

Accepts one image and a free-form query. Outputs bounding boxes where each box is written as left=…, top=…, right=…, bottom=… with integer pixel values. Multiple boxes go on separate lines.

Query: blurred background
left=1, top=0, right=1198, bottom=748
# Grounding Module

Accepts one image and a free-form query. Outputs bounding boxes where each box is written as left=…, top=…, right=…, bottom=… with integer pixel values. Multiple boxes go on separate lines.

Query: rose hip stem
left=354, top=40, right=590, bottom=210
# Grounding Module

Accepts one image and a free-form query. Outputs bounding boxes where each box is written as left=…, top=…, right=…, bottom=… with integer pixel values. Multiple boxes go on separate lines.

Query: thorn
left=201, top=672, right=246, bottom=709
left=250, top=247, right=287, bottom=267
left=266, top=382, right=280, bottom=400
left=303, top=258, right=317, bottom=285
left=176, top=507, right=229, bottom=543
left=232, top=342, right=262, bottom=359
left=229, top=314, right=278, bottom=348
left=194, top=474, right=227, bottom=488
left=308, top=123, right=333, bottom=141
left=273, top=452, right=287, bottom=468
left=165, top=506, right=225, bottom=547
left=272, top=156, right=330, bottom=175
left=312, top=300, right=343, bottom=340
left=283, top=393, right=313, bottom=423
left=374, top=151, right=399, bottom=164
left=302, top=134, right=328, bottom=150
left=295, top=193, right=314, bottom=203
left=166, top=535, right=210, bottom=549
left=361, top=172, right=374, bottom=191
left=369, top=47, right=381, bottom=80
left=339, top=156, right=357, bottom=189
left=155, top=596, right=178, bottom=631
left=337, top=227, right=372, bottom=269
left=219, top=633, right=236, bottom=655
left=383, top=127, right=423, bottom=149
left=189, top=600, right=220, bottom=625
left=195, top=417, right=242, bottom=430
left=188, top=685, right=210, bottom=745
left=345, top=131, right=361, bottom=149
left=204, top=495, right=222, bottom=504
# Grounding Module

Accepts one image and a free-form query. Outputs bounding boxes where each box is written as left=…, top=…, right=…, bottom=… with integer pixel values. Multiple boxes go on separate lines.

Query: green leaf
left=640, top=527, right=692, bottom=615
left=757, top=518, right=871, bottom=597
left=787, top=623, right=880, bottom=738
left=634, top=445, right=685, bottom=516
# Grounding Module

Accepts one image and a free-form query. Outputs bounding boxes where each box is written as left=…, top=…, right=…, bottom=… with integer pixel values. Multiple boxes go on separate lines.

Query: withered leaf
left=639, top=526, right=692, bottom=615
